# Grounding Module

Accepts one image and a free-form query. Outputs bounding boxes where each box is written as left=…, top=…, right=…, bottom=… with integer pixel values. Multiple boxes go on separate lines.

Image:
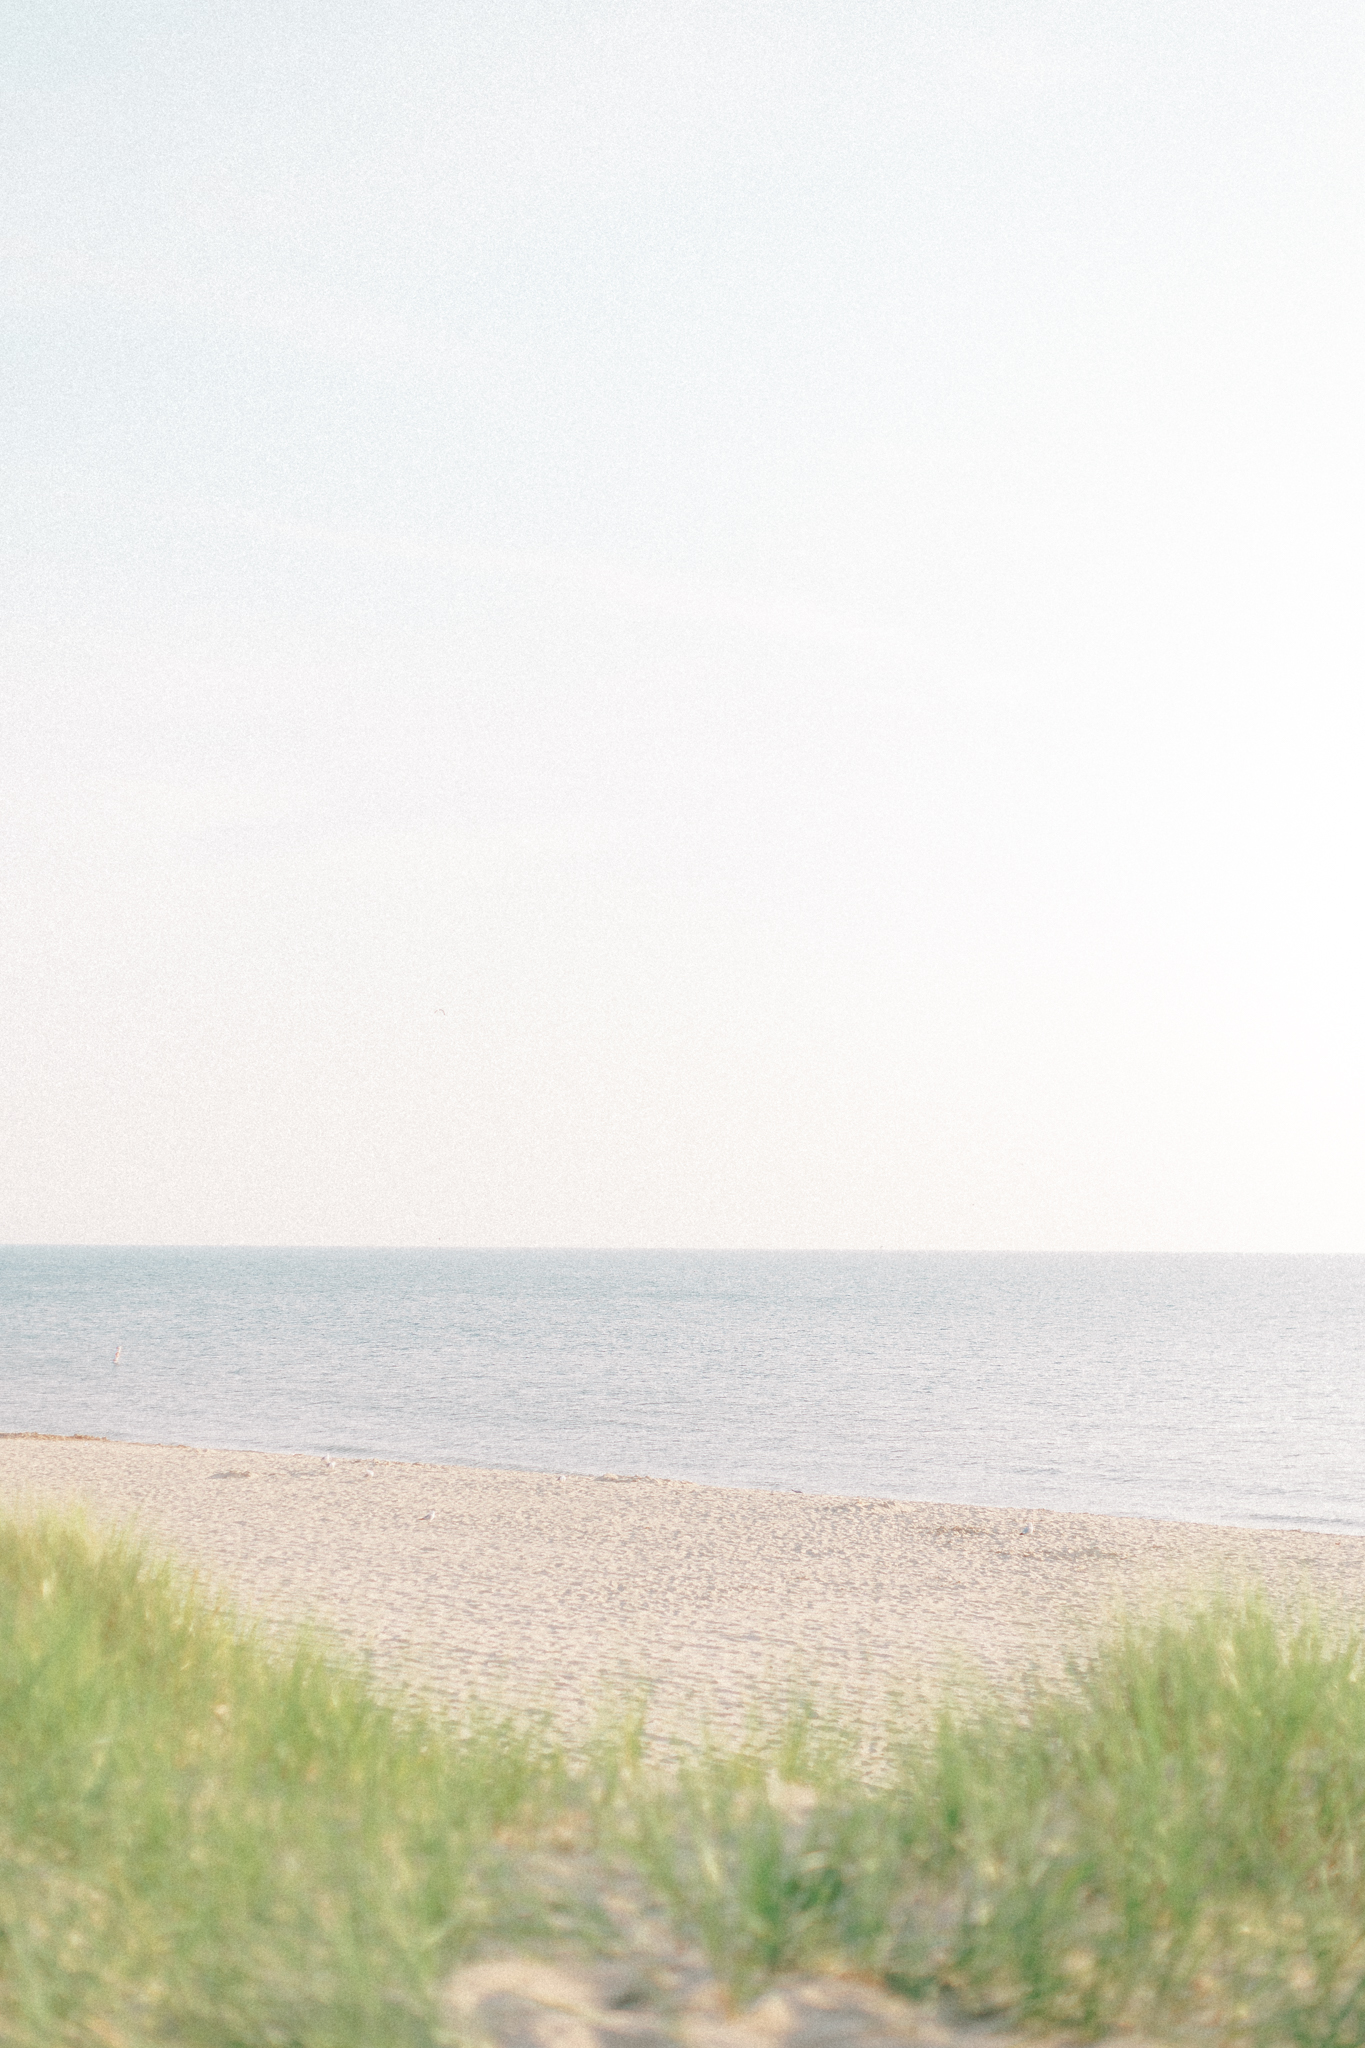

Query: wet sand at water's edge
left=4, top=1435, right=1364, bottom=1734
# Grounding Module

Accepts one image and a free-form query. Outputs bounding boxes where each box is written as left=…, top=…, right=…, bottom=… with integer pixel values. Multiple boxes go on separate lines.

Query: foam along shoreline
left=3, top=1434, right=1363, bottom=1735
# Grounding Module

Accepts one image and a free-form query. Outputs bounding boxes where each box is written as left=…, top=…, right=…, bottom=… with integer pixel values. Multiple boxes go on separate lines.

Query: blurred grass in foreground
left=0, top=1513, right=563, bottom=2045
left=4, top=1513, right=1365, bottom=2045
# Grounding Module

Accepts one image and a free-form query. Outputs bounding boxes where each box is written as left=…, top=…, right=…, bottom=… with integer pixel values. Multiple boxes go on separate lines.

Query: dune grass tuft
left=4, top=1511, right=1365, bottom=2045
left=0, top=1512, right=564, bottom=2046
left=612, top=1601, right=1365, bottom=2039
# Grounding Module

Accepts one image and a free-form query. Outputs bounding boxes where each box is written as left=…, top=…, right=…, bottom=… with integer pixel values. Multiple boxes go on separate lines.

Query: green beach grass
left=3, top=1511, right=1365, bottom=2046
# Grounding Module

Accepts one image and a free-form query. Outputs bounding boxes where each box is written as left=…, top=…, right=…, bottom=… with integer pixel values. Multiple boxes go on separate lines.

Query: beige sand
left=4, top=1435, right=1364, bottom=1734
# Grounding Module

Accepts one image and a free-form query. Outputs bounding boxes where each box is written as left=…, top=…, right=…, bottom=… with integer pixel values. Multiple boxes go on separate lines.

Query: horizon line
left=3, top=1243, right=1361, bottom=1259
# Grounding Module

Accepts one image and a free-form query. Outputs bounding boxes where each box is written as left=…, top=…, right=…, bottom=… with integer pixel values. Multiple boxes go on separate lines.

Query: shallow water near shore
left=2, top=1249, right=1362, bottom=1534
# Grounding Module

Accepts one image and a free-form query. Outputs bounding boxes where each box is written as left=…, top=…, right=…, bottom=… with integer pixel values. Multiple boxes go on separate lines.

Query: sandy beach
left=4, top=1434, right=1364, bottom=1735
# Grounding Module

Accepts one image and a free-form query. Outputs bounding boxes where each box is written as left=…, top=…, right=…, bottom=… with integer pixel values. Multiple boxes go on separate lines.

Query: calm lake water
left=2, top=1249, right=1362, bottom=1532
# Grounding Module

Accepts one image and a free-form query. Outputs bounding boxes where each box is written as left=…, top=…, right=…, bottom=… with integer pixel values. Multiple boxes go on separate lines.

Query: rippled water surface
left=2, top=1249, right=1362, bottom=1531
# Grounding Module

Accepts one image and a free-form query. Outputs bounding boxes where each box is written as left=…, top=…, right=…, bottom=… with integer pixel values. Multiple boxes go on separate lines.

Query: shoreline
left=4, top=1434, right=1364, bottom=1735
left=4, top=1430, right=1359, bottom=1541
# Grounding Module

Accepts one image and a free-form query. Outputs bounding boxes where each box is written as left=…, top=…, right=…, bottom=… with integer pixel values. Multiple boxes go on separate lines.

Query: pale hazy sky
left=3, top=2, right=1362, bottom=1250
